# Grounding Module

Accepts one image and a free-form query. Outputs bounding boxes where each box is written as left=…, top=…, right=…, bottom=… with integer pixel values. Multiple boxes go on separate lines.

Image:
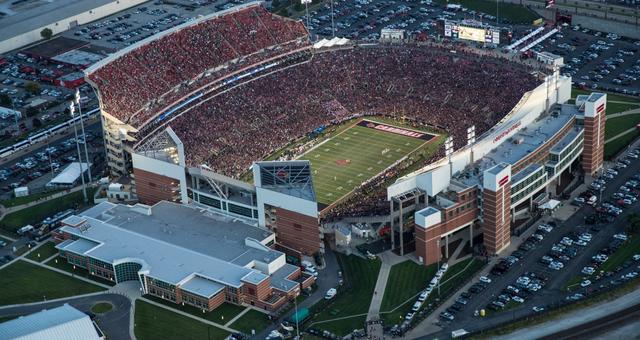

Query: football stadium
left=83, top=1, right=604, bottom=269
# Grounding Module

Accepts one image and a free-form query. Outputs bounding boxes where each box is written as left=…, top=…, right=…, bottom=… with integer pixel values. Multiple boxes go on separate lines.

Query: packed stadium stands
left=168, top=46, right=538, bottom=178
left=87, top=4, right=309, bottom=127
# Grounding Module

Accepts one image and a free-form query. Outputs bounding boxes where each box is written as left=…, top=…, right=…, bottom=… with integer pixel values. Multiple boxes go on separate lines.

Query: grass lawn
left=572, top=88, right=640, bottom=105
left=0, top=260, right=104, bottom=305
left=381, top=257, right=483, bottom=324
left=91, top=302, right=113, bottom=314
left=605, top=130, right=639, bottom=159
left=607, top=102, right=640, bottom=115
left=381, top=261, right=438, bottom=312
left=45, top=256, right=116, bottom=286
left=299, top=120, right=434, bottom=206
left=143, top=295, right=245, bottom=324
left=605, top=114, right=640, bottom=139
left=229, top=309, right=271, bottom=335
left=134, top=300, right=229, bottom=340
left=1, top=189, right=64, bottom=208
left=433, top=0, right=539, bottom=23
left=599, top=234, right=640, bottom=273
left=0, top=188, right=95, bottom=234
left=310, top=254, right=381, bottom=335
left=25, top=242, right=58, bottom=262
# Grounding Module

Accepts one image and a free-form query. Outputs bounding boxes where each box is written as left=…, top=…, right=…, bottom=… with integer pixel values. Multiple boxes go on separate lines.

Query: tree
left=40, top=28, right=53, bottom=40
left=25, top=82, right=40, bottom=94
left=294, top=1, right=303, bottom=11
left=278, top=8, right=290, bottom=17
left=25, top=107, right=38, bottom=118
left=0, top=93, right=11, bottom=107
left=32, top=117, right=42, bottom=128
left=271, top=0, right=280, bottom=9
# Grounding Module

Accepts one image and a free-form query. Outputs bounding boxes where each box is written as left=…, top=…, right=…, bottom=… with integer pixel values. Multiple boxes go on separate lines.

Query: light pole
left=330, top=0, right=335, bottom=37
left=302, top=0, right=311, bottom=36
left=69, top=101, right=88, bottom=203
left=294, top=296, right=300, bottom=338
left=75, top=90, right=92, bottom=183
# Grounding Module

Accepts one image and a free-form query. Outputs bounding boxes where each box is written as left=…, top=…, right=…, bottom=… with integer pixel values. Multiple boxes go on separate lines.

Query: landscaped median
left=25, top=242, right=58, bottom=262
left=306, top=254, right=381, bottom=336
left=0, top=188, right=96, bottom=235
left=134, top=300, right=230, bottom=340
left=381, top=257, right=485, bottom=325
left=0, top=260, right=105, bottom=306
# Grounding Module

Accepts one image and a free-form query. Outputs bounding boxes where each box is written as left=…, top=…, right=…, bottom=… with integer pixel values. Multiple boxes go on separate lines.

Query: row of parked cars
left=486, top=271, right=549, bottom=312
left=408, top=263, right=448, bottom=321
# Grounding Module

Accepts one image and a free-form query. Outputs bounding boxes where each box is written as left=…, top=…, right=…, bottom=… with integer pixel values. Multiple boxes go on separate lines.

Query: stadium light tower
left=75, top=89, right=92, bottom=182
left=330, top=0, right=335, bottom=37
left=301, top=0, right=311, bottom=35
left=69, top=101, right=88, bottom=203
left=445, top=136, right=454, bottom=177
left=467, top=126, right=476, bottom=146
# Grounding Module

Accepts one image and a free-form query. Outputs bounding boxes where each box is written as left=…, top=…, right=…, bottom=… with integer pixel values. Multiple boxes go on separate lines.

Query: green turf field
left=299, top=120, right=434, bottom=206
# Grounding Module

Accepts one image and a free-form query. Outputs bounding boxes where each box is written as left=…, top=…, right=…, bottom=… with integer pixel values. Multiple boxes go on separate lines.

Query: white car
left=405, top=312, right=415, bottom=320
left=633, top=254, right=640, bottom=261
left=479, top=276, right=491, bottom=284
left=614, top=233, right=628, bottom=241
left=441, top=263, right=449, bottom=271
left=512, top=296, right=525, bottom=303
left=324, top=288, right=337, bottom=300
left=532, top=306, right=545, bottom=312
left=418, top=291, right=429, bottom=302
left=412, top=301, right=422, bottom=312
left=582, top=266, right=595, bottom=275
left=580, top=280, right=592, bottom=287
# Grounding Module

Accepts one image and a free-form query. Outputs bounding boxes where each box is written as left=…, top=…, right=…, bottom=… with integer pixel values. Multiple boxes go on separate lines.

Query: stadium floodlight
left=69, top=101, right=88, bottom=203
left=445, top=136, right=454, bottom=157
left=74, top=89, right=92, bottom=182
left=301, top=0, right=311, bottom=37
left=467, top=125, right=476, bottom=146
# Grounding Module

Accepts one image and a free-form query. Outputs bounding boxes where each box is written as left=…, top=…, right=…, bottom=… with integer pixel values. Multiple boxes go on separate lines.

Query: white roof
left=48, top=162, right=91, bottom=186
left=0, top=304, right=100, bottom=340
left=540, top=199, right=560, bottom=210
left=313, top=37, right=350, bottom=49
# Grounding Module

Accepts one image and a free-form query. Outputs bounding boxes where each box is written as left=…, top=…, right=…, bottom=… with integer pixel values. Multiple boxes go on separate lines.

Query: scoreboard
left=443, top=20, right=500, bottom=45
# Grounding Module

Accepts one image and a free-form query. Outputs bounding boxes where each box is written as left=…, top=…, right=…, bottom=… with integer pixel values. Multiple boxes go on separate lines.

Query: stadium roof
left=0, top=304, right=101, bottom=340
left=457, top=106, right=579, bottom=187
left=57, top=201, right=282, bottom=289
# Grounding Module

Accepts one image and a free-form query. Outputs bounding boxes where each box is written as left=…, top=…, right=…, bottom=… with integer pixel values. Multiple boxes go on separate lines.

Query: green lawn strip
left=0, top=188, right=96, bottom=234
left=25, top=242, right=58, bottom=262
left=309, top=255, right=380, bottom=336
left=381, top=258, right=484, bottom=324
left=0, top=315, right=21, bottom=323
left=605, top=130, right=640, bottom=159
left=607, top=102, right=640, bottom=115
left=572, top=88, right=640, bottom=104
left=605, top=114, right=640, bottom=138
left=143, top=295, right=245, bottom=324
left=312, top=315, right=367, bottom=336
left=229, top=309, right=271, bottom=335
left=45, top=256, right=116, bottom=287
left=380, top=261, right=438, bottom=312
left=0, top=260, right=104, bottom=305
left=433, top=0, right=540, bottom=23
left=91, top=302, right=113, bottom=314
left=134, top=300, right=229, bottom=340
left=482, top=277, right=640, bottom=337
left=1, top=189, right=64, bottom=208
left=598, top=235, right=640, bottom=273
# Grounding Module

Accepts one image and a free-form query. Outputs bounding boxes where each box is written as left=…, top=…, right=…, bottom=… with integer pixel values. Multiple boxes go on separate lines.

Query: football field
left=299, top=120, right=435, bottom=207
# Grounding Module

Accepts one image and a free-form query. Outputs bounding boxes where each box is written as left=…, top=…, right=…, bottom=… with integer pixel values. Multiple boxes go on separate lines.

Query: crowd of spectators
left=166, top=44, right=539, bottom=216
left=87, top=4, right=308, bottom=127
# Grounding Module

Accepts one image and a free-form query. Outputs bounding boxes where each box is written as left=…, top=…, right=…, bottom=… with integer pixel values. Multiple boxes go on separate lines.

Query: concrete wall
left=0, top=0, right=148, bottom=54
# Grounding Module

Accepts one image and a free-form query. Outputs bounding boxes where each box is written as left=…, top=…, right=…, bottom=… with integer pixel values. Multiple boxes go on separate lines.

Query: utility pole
left=75, top=89, right=92, bottom=183
left=331, top=0, right=335, bottom=37
left=69, top=101, right=88, bottom=203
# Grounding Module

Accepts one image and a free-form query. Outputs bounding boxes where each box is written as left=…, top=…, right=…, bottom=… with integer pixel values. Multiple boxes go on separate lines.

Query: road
left=412, top=151, right=640, bottom=338
left=0, top=293, right=132, bottom=340
left=541, top=302, right=640, bottom=340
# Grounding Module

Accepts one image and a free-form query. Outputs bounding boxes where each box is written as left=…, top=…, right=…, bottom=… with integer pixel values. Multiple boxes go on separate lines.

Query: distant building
left=0, top=304, right=104, bottom=340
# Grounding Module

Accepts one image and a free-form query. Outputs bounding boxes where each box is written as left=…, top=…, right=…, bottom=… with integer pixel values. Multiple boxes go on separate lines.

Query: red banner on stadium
left=358, top=120, right=434, bottom=141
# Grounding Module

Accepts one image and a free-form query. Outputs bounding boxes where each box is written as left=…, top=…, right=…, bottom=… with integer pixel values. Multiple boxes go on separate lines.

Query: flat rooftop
left=0, top=0, right=118, bottom=42
left=84, top=201, right=276, bottom=263
left=457, top=106, right=576, bottom=188
left=58, top=201, right=283, bottom=288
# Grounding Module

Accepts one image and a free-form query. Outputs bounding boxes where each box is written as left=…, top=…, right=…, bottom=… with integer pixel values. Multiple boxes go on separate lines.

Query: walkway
left=0, top=185, right=88, bottom=222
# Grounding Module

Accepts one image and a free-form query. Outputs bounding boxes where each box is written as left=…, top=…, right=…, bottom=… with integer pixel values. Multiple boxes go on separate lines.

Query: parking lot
left=423, top=149, right=640, bottom=336
left=0, top=122, right=104, bottom=199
